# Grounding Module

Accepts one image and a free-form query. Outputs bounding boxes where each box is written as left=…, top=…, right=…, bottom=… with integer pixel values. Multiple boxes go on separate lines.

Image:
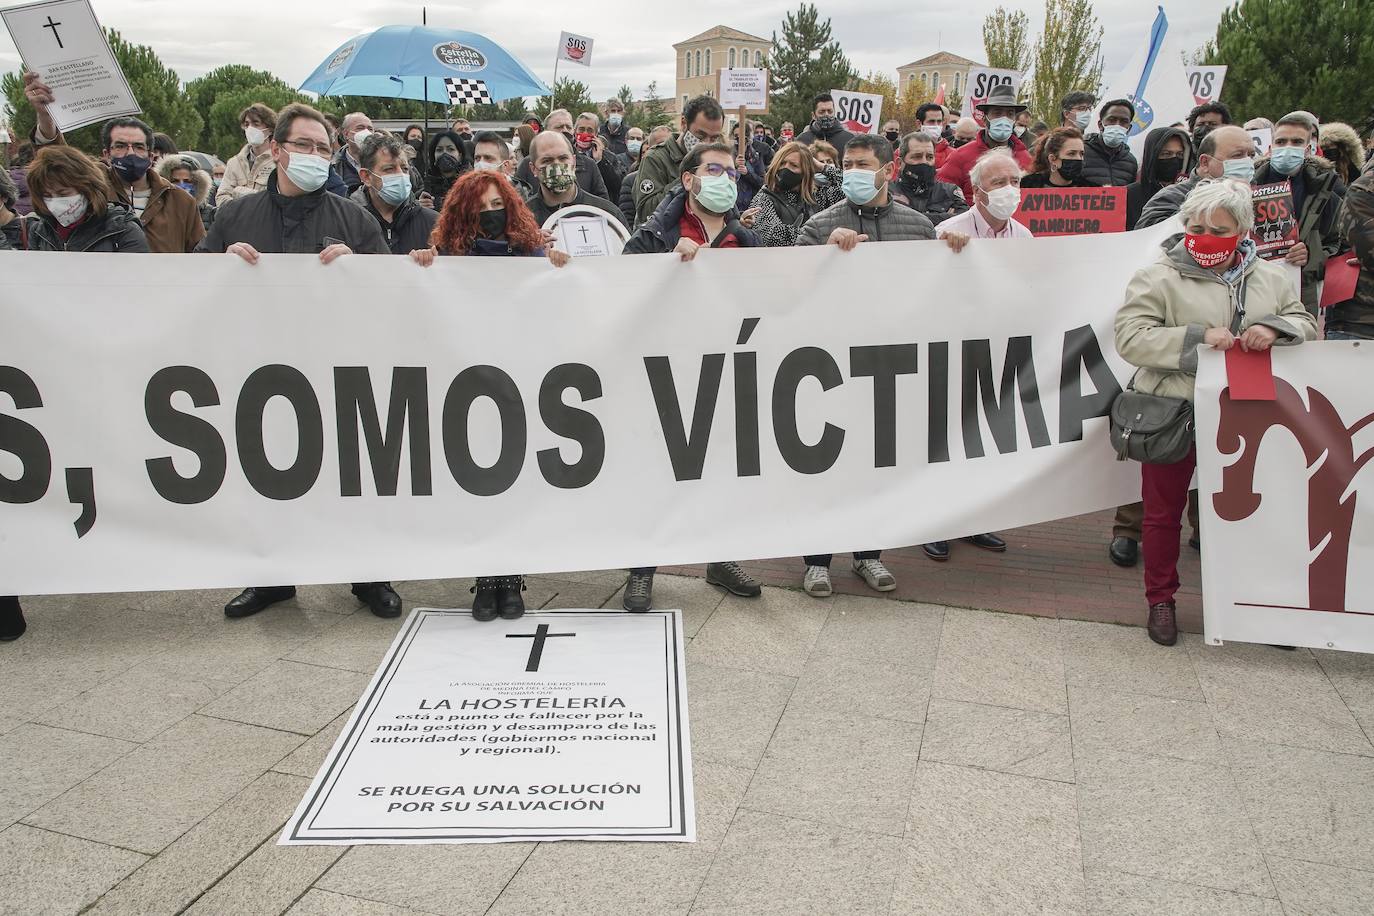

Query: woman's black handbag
left=1109, top=388, right=1195, bottom=464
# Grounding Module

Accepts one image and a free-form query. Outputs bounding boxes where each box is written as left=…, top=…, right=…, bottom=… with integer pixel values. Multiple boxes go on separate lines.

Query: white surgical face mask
left=245, top=126, right=267, bottom=147
left=45, top=194, right=88, bottom=227
left=922, top=124, right=942, bottom=140
left=351, top=129, right=374, bottom=147
left=982, top=184, right=1020, bottom=221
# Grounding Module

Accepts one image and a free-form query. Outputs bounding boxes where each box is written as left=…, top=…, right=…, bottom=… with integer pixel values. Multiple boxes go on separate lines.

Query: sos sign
left=1184, top=66, right=1227, bottom=106
left=830, top=90, right=883, bottom=134
left=960, top=68, right=1023, bottom=120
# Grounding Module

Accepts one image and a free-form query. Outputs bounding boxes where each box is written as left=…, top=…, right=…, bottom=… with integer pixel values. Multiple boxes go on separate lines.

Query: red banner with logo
left=1014, top=187, right=1127, bottom=236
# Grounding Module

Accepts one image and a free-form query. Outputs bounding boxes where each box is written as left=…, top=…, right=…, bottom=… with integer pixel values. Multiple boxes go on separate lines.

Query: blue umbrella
left=301, top=26, right=548, bottom=104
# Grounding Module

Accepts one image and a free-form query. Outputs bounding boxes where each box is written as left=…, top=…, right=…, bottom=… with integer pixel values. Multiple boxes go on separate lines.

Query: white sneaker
left=803, top=565, right=833, bottom=597
left=853, top=558, right=896, bottom=592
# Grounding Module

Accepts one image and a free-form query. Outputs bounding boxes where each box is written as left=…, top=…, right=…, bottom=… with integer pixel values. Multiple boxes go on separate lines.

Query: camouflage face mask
left=539, top=162, right=575, bottom=193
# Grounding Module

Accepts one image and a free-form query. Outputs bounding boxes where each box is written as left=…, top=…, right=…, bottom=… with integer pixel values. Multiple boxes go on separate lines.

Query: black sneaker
left=497, top=576, right=526, bottom=620
left=224, top=585, right=296, bottom=619
left=0, top=596, right=25, bottom=641
left=352, top=582, right=402, bottom=618
left=624, top=570, right=654, bottom=612
left=471, top=578, right=500, bottom=622
left=706, top=561, right=761, bottom=597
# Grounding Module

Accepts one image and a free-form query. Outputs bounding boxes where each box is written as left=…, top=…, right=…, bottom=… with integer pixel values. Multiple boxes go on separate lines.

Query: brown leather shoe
left=1147, top=601, right=1178, bottom=646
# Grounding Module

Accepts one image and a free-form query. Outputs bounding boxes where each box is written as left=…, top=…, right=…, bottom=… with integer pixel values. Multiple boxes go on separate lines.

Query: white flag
left=558, top=31, right=594, bottom=67
left=1098, top=7, right=1198, bottom=159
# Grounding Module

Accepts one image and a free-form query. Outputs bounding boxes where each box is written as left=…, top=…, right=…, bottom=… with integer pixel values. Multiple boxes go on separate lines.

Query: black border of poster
left=287, top=609, right=690, bottom=842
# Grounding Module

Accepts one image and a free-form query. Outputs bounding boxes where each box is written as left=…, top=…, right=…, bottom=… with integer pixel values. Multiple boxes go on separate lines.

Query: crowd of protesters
left=2, top=67, right=1371, bottom=648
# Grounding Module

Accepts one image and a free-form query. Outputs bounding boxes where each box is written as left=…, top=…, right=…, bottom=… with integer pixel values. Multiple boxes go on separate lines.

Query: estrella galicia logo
left=326, top=42, right=356, bottom=72
left=1128, top=94, right=1154, bottom=137
left=434, top=42, right=487, bottom=72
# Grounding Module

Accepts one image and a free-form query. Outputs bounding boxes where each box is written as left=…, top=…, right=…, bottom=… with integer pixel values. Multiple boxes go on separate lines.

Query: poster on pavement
left=960, top=68, right=1024, bottom=120
left=1, top=0, right=140, bottom=131
left=831, top=89, right=882, bottom=135
left=1196, top=345, right=1374, bottom=653
left=280, top=608, right=693, bottom=844
left=0, top=224, right=1188, bottom=596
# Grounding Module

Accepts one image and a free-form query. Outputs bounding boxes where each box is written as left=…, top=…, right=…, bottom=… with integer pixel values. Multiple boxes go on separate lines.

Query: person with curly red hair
left=411, top=171, right=566, bottom=621
left=412, top=169, right=569, bottom=264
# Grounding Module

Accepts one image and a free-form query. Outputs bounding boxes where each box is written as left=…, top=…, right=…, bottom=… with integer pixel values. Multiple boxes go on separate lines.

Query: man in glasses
left=632, top=95, right=727, bottom=228
left=23, top=71, right=205, bottom=253
left=194, top=103, right=401, bottom=622
left=620, top=141, right=763, bottom=611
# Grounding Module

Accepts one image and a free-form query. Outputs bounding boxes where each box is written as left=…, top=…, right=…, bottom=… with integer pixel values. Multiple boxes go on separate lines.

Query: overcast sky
left=0, top=1, right=1235, bottom=107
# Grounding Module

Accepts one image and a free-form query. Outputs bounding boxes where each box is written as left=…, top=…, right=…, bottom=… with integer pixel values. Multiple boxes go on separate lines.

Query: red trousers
left=1141, top=447, right=1197, bottom=606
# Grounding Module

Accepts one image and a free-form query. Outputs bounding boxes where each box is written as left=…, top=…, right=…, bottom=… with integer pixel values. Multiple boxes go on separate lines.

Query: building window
left=705, top=49, right=711, bottom=73
left=919, top=73, right=927, bottom=91
left=695, top=50, right=702, bottom=78
left=683, top=95, right=689, bottom=108
left=932, top=70, right=941, bottom=90
left=953, top=72, right=961, bottom=94
left=728, top=48, right=735, bottom=68
left=754, top=49, right=762, bottom=67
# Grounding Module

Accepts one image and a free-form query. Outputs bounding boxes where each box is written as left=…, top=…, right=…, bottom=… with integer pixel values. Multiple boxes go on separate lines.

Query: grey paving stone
left=686, top=587, right=829, bottom=677
left=1060, top=619, right=1205, bottom=701
left=809, top=594, right=944, bottom=665
left=743, top=706, right=922, bottom=837
left=0, top=823, right=146, bottom=916
left=151, top=609, right=353, bottom=694
left=535, top=577, right=628, bottom=610
left=199, top=660, right=369, bottom=735
left=85, top=771, right=310, bottom=916
left=1267, top=856, right=1374, bottom=916
left=287, top=890, right=435, bottom=916
left=25, top=714, right=302, bottom=854
left=605, top=572, right=726, bottom=636
left=274, top=708, right=353, bottom=779
left=691, top=809, right=902, bottom=916
left=1191, top=641, right=1372, bottom=756
left=1313, top=648, right=1374, bottom=735
left=788, top=651, right=931, bottom=724
left=0, top=724, right=136, bottom=828
left=34, top=660, right=221, bottom=743
left=932, top=607, right=1068, bottom=714
left=285, top=612, right=406, bottom=675
left=897, top=761, right=1084, bottom=915
left=316, top=843, right=535, bottom=914
left=1068, top=686, right=1223, bottom=764
left=1085, top=868, right=1283, bottom=915
left=686, top=663, right=794, bottom=769
left=1224, top=737, right=1374, bottom=871
left=1076, top=749, right=1275, bottom=897
left=920, top=698, right=1073, bottom=783
left=488, top=760, right=752, bottom=916
left=184, top=833, right=346, bottom=916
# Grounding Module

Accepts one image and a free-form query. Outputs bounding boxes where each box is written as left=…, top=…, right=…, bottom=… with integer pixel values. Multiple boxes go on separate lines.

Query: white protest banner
left=0, top=225, right=1180, bottom=596
left=718, top=68, right=768, bottom=112
left=1248, top=127, right=1272, bottom=157
left=1184, top=65, right=1227, bottom=106
left=281, top=608, right=693, bottom=844
left=831, top=88, right=882, bottom=135
left=1196, top=345, right=1374, bottom=653
left=556, top=31, right=593, bottom=67
left=1, top=0, right=140, bottom=131
left=960, top=68, right=1023, bottom=119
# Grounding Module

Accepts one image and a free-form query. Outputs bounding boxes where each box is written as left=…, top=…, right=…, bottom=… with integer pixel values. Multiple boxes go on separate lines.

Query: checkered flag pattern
left=444, top=78, right=492, bottom=106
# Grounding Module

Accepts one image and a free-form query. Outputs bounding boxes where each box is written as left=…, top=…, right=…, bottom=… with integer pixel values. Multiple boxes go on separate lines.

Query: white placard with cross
left=1, top=0, right=140, bottom=131
left=280, top=608, right=694, bottom=844
left=542, top=205, right=629, bottom=256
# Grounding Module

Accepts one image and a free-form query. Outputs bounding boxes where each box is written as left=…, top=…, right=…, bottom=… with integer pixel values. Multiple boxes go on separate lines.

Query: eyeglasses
left=282, top=138, right=333, bottom=157
left=694, top=163, right=739, bottom=181
left=109, top=141, right=148, bottom=155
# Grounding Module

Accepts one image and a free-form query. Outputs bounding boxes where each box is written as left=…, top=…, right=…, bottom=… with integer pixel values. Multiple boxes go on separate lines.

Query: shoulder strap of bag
left=1229, top=271, right=1248, bottom=335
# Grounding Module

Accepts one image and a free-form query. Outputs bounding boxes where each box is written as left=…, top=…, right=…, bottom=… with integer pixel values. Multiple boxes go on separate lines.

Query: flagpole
left=422, top=6, right=429, bottom=139
left=551, top=52, right=561, bottom=114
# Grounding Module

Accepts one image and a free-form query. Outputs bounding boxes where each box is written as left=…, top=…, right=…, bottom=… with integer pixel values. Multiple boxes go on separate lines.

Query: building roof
left=897, top=51, right=984, bottom=71
left=674, top=25, right=770, bottom=48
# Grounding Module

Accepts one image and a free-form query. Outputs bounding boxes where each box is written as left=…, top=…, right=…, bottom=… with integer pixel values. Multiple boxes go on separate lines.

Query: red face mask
left=574, top=131, right=595, bottom=148
left=1184, top=232, right=1240, bottom=268
left=781, top=129, right=794, bottom=140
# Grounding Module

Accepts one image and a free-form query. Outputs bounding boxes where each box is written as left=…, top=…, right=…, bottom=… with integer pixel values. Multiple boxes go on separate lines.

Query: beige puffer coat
left=215, top=144, right=275, bottom=206
left=1115, top=237, right=1317, bottom=402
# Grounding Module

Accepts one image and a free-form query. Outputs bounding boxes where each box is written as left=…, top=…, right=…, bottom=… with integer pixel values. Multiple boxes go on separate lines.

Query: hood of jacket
left=1139, top=126, right=1192, bottom=179
left=155, top=156, right=212, bottom=205
left=1319, top=122, right=1365, bottom=175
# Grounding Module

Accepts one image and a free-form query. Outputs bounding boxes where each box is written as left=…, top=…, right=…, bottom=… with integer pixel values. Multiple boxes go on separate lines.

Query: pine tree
left=1026, top=0, right=1103, bottom=125
left=531, top=79, right=596, bottom=121
left=1205, top=0, right=1371, bottom=125
left=641, top=81, right=669, bottom=128
left=983, top=6, right=1032, bottom=73
left=768, top=3, right=858, bottom=129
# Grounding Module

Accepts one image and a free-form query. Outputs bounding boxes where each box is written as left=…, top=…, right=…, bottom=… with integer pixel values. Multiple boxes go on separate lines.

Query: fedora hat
left=975, top=84, right=1028, bottom=113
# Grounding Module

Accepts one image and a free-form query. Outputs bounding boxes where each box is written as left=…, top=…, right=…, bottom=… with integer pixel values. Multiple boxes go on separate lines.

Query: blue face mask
left=987, top=117, right=1014, bottom=143
left=1102, top=125, right=1129, bottom=148
left=627, top=139, right=642, bottom=155
left=376, top=172, right=412, bottom=206
left=174, top=180, right=196, bottom=193
left=284, top=152, right=330, bottom=192
left=841, top=168, right=881, bottom=205
left=1269, top=146, right=1306, bottom=176
left=1221, top=157, right=1256, bottom=184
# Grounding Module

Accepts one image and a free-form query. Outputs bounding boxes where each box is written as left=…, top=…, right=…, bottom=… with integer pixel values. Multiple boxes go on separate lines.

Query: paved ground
left=3, top=519, right=1373, bottom=915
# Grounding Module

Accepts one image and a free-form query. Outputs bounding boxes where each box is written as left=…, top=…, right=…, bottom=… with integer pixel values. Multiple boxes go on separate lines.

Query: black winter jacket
left=622, top=188, right=757, bottom=254
left=25, top=204, right=149, bottom=252
left=524, top=188, right=626, bottom=229
left=796, top=120, right=855, bottom=153
left=887, top=176, right=969, bottom=225
left=348, top=187, right=439, bottom=255
left=196, top=172, right=387, bottom=255
left=1081, top=134, right=1138, bottom=187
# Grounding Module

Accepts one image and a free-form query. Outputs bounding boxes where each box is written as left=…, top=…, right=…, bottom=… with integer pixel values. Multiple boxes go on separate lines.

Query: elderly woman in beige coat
left=1115, top=178, right=1317, bottom=646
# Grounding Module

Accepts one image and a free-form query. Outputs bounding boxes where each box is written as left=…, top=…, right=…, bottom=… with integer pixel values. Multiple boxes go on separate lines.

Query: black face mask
left=1191, top=124, right=1215, bottom=148
left=776, top=168, right=803, bottom=192
left=407, top=139, right=425, bottom=154
left=436, top=152, right=461, bottom=173
left=884, top=130, right=900, bottom=143
left=902, top=163, right=936, bottom=188
left=949, top=137, right=970, bottom=149
left=1153, top=156, right=1185, bottom=183
left=1057, top=159, right=1085, bottom=181
left=479, top=208, right=507, bottom=239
